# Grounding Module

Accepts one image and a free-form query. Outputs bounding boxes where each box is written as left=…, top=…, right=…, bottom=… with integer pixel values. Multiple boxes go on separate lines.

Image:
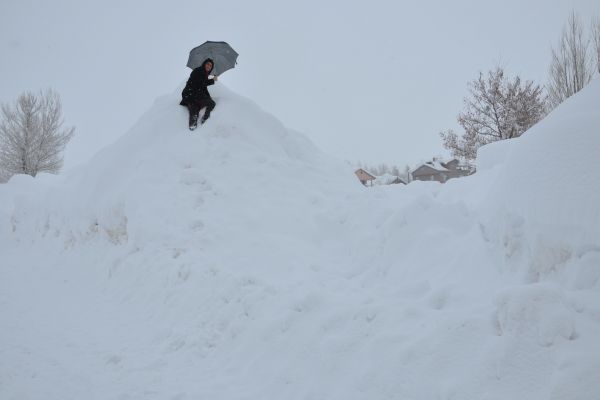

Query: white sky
left=1, top=0, right=599, bottom=170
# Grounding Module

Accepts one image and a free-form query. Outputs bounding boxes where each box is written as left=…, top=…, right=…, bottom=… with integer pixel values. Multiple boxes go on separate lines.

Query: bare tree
left=592, top=16, right=600, bottom=74
left=440, top=67, right=546, bottom=160
left=0, top=89, right=74, bottom=180
left=547, top=11, right=594, bottom=108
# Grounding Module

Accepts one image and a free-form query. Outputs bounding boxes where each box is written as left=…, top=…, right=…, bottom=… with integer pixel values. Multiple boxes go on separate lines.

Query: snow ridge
left=1, top=81, right=599, bottom=400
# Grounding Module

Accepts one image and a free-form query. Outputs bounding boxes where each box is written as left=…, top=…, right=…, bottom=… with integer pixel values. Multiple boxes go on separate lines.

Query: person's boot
left=189, top=114, right=198, bottom=131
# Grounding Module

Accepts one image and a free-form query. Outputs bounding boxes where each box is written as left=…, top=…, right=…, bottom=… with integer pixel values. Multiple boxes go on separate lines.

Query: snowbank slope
left=1, top=81, right=599, bottom=400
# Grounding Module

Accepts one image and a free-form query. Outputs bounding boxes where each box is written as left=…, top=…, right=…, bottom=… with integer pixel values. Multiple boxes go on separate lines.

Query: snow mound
left=1, top=84, right=356, bottom=249
left=1, top=81, right=599, bottom=400
left=477, top=79, right=600, bottom=283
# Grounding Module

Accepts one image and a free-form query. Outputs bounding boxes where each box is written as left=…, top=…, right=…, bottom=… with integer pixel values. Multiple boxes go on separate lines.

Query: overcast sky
left=1, top=0, right=599, bottom=170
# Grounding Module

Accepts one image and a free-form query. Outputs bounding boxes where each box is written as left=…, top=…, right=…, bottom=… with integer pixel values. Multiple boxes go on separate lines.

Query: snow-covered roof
left=425, top=160, right=449, bottom=171
left=412, top=159, right=452, bottom=174
left=371, top=173, right=407, bottom=185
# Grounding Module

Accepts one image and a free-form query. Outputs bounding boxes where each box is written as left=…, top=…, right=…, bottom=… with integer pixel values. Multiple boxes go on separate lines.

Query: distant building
left=354, top=168, right=376, bottom=186
left=412, top=158, right=473, bottom=183
left=373, top=173, right=406, bottom=186
left=388, top=176, right=407, bottom=185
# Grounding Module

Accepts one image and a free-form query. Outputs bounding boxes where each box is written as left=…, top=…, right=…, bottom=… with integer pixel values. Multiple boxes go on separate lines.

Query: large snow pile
left=1, top=81, right=599, bottom=400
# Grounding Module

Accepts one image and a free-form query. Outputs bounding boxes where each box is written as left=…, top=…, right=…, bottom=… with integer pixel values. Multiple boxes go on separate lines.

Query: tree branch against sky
left=592, top=16, right=600, bottom=74
left=441, top=67, right=546, bottom=161
left=547, top=11, right=594, bottom=109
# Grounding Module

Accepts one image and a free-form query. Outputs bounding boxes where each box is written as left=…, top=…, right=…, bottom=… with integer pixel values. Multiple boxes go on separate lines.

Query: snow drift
left=1, top=81, right=599, bottom=400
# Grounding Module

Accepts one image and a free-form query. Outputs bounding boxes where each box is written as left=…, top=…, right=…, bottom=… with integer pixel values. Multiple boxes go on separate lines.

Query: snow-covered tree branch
left=0, top=89, right=75, bottom=180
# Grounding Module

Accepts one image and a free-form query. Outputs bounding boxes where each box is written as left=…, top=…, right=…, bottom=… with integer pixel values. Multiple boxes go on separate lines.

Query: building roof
left=354, top=168, right=376, bottom=180
left=390, top=177, right=407, bottom=184
left=425, top=160, right=449, bottom=171
left=412, top=164, right=443, bottom=176
left=412, top=159, right=464, bottom=174
left=373, top=173, right=406, bottom=185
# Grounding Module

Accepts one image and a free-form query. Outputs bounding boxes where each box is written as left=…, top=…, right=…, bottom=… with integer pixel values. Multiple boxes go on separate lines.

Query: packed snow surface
left=1, top=81, right=600, bottom=400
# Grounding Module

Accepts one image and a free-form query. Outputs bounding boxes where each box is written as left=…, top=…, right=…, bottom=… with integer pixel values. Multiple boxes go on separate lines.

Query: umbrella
left=186, top=41, right=238, bottom=76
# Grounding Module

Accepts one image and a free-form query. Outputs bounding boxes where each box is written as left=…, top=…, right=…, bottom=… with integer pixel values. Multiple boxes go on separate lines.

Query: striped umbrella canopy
left=186, top=41, right=238, bottom=76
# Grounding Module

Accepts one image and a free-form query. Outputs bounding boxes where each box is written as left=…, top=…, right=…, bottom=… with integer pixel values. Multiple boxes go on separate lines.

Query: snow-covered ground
left=1, top=80, right=599, bottom=400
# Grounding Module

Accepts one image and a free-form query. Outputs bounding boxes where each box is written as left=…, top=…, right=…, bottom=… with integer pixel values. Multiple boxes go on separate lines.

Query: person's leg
left=187, top=102, right=201, bottom=129
left=200, top=99, right=216, bottom=123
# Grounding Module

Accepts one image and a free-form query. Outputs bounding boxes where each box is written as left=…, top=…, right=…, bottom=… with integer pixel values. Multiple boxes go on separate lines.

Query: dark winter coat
left=180, top=59, right=215, bottom=106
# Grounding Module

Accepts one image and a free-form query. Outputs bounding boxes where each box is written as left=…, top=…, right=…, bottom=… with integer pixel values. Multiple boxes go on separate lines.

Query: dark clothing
left=187, top=98, right=215, bottom=125
left=180, top=59, right=215, bottom=106
left=181, top=59, right=216, bottom=128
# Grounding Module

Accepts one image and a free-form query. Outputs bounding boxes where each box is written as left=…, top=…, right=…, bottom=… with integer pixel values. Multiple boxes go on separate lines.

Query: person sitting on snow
left=180, top=58, right=217, bottom=130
